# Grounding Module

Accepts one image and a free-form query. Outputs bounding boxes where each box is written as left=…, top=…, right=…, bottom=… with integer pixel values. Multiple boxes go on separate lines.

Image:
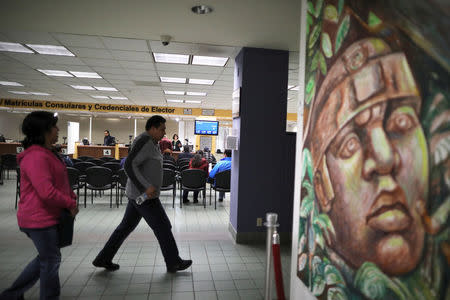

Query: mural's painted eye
left=339, top=135, right=361, bottom=159
left=387, top=113, right=416, bottom=134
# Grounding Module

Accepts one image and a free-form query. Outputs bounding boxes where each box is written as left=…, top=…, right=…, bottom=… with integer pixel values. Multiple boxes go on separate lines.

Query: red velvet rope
left=272, top=243, right=285, bottom=300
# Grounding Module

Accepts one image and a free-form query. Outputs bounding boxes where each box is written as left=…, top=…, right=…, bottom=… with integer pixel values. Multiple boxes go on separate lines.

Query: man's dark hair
left=183, top=145, right=190, bottom=152
left=196, top=150, right=204, bottom=156
left=145, top=115, right=166, bottom=130
left=191, top=154, right=203, bottom=168
left=54, top=144, right=62, bottom=152
left=21, top=111, right=58, bottom=149
left=225, top=149, right=232, bottom=157
left=104, top=130, right=110, bottom=134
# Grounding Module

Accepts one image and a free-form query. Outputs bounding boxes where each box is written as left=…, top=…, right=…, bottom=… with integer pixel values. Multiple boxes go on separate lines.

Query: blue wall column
left=229, top=47, right=295, bottom=243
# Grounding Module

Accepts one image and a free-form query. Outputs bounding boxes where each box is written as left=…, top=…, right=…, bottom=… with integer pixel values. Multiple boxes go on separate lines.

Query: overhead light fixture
left=30, top=92, right=51, bottom=96
left=0, top=42, right=34, bottom=54
left=164, top=90, right=185, bottom=95
left=9, top=91, right=30, bottom=95
left=37, top=69, right=73, bottom=77
left=0, top=81, right=24, bottom=86
left=26, top=44, right=75, bottom=56
left=110, top=96, right=128, bottom=100
left=160, top=76, right=186, bottom=84
left=69, top=71, right=102, bottom=78
left=192, top=55, right=228, bottom=67
left=186, top=91, right=207, bottom=96
left=94, top=86, right=118, bottom=91
left=154, top=53, right=189, bottom=64
left=185, top=100, right=202, bottom=104
left=188, top=78, right=214, bottom=85
left=167, top=99, right=184, bottom=103
left=191, top=5, right=213, bottom=14
left=91, top=95, right=109, bottom=99
left=70, top=85, right=95, bottom=90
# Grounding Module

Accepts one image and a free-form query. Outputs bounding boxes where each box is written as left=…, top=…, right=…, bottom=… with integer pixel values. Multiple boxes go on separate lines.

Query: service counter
left=0, top=142, right=23, bottom=155
left=76, top=145, right=129, bottom=159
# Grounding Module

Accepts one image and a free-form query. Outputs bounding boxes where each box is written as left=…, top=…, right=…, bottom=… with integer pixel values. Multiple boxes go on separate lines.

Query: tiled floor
left=0, top=175, right=291, bottom=299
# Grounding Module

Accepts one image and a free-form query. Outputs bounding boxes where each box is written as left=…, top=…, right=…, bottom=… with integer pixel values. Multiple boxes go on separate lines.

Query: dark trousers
left=183, top=190, right=199, bottom=201
left=0, top=226, right=61, bottom=300
left=95, top=198, right=181, bottom=268
left=218, top=191, right=225, bottom=200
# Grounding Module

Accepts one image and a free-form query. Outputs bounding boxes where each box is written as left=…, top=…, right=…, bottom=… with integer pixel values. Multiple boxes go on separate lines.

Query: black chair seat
left=180, top=169, right=207, bottom=208
left=161, top=169, right=176, bottom=207
left=209, top=169, right=231, bottom=209
left=84, top=166, right=117, bottom=208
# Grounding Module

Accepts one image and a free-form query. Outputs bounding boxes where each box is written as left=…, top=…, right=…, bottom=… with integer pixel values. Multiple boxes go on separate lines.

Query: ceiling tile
left=69, top=47, right=113, bottom=59
left=3, top=31, right=60, bottom=45
left=44, top=55, right=86, bottom=66
left=189, top=65, right=223, bottom=75
left=124, top=68, right=157, bottom=76
left=119, top=61, right=155, bottom=70
left=102, top=37, right=148, bottom=51
left=155, top=63, right=189, bottom=72
left=52, top=33, right=105, bottom=48
left=148, top=41, right=195, bottom=54
left=110, top=50, right=153, bottom=62
left=81, top=58, right=121, bottom=68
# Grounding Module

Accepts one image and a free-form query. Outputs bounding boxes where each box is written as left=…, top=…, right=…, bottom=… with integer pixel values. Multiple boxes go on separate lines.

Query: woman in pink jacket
left=0, top=111, right=78, bottom=300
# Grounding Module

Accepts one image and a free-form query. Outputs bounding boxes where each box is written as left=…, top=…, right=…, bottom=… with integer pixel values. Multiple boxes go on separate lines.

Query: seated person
left=209, top=149, right=232, bottom=202
left=178, top=145, right=193, bottom=161
left=103, top=130, right=116, bottom=146
left=163, top=148, right=176, bottom=164
left=159, top=135, right=172, bottom=153
left=54, top=144, right=73, bottom=167
left=82, top=137, right=90, bottom=145
left=203, top=147, right=216, bottom=164
left=0, top=134, right=5, bottom=142
left=120, top=156, right=127, bottom=169
left=183, top=154, right=209, bottom=204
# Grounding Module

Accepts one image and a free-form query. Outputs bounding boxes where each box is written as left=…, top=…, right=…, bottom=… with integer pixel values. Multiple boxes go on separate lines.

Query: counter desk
left=76, top=145, right=129, bottom=159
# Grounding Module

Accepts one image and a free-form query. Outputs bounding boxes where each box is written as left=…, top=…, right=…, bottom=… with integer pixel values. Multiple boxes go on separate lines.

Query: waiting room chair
left=1, top=154, right=17, bottom=180
left=71, top=158, right=82, bottom=164
left=161, top=168, right=176, bottom=207
left=84, top=166, right=117, bottom=208
left=67, top=167, right=82, bottom=206
left=117, top=168, right=127, bottom=205
left=100, top=156, right=115, bottom=162
left=180, top=169, right=207, bottom=209
left=78, top=156, right=93, bottom=161
left=87, top=158, right=104, bottom=166
left=209, top=169, right=231, bottom=209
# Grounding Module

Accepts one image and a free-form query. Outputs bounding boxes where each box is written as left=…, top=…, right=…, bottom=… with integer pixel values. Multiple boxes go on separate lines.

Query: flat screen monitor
left=194, top=120, right=219, bottom=135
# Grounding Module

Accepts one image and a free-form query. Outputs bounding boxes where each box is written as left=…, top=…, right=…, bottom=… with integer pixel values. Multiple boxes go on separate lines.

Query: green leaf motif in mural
left=306, top=83, right=316, bottom=105
left=311, top=51, right=320, bottom=71
left=314, top=213, right=335, bottom=241
left=324, top=5, right=338, bottom=23
left=319, top=52, right=327, bottom=75
left=338, top=0, right=344, bottom=17
left=354, top=262, right=388, bottom=300
left=298, top=253, right=308, bottom=271
left=308, top=1, right=315, bottom=16
left=315, top=230, right=325, bottom=250
left=300, top=191, right=314, bottom=218
left=313, top=273, right=326, bottom=296
left=309, top=24, right=321, bottom=49
left=335, top=14, right=350, bottom=54
left=301, top=148, right=314, bottom=182
left=324, top=265, right=345, bottom=286
left=368, top=11, right=382, bottom=28
left=306, top=13, right=313, bottom=36
left=314, top=0, right=323, bottom=18
left=321, top=33, right=333, bottom=58
left=328, top=286, right=348, bottom=300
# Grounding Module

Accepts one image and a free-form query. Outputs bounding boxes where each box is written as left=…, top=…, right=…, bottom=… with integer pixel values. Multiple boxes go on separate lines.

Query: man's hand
left=70, top=206, right=79, bottom=217
left=145, top=185, right=157, bottom=199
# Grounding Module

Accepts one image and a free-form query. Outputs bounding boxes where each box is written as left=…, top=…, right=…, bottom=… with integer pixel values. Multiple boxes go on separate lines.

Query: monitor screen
left=194, top=120, right=219, bottom=135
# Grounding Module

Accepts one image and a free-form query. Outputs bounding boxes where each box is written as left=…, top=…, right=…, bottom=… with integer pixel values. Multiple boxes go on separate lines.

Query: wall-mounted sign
left=16, top=146, right=24, bottom=153
left=183, top=108, right=192, bottom=115
left=202, top=109, right=215, bottom=116
left=103, top=149, right=112, bottom=156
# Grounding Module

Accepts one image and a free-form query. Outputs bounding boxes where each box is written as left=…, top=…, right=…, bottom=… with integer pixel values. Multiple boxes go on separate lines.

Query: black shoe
left=182, top=199, right=190, bottom=203
left=92, top=258, right=120, bottom=271
left=218, top=199, right=223, bottom=202
left=193, top=199, right=198, bottom=203
left=167, top=259, right=192, bottom=273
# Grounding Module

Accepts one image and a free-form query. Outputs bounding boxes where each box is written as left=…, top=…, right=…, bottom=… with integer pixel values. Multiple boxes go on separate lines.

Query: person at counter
left=178, top=145, right=193, bottom=161
left=159, top=135, right=172, bottom=153
left=103, top=130, right=116, bottom=146
left=172, top=134, right=182, bottom=151
left=0, top=134, right=5, bottom=143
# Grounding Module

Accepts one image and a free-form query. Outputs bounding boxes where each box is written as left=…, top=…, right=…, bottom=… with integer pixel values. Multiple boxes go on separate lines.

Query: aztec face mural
left=298, top=0, right=449, bottom=299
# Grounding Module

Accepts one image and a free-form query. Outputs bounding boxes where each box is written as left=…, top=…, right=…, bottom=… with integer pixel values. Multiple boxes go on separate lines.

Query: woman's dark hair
left=196, top=150, right=204, bottom=156
left=145, top=115, right=166, bottom=130
left=21, top=111, right=58, bottom=149
left=191, top=154, right=203, bottom=168
left=172, top=134, right=178, bottom=140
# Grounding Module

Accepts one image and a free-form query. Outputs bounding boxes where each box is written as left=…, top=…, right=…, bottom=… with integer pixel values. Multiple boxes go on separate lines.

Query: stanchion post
left=264, top=213, right=279, bottom=300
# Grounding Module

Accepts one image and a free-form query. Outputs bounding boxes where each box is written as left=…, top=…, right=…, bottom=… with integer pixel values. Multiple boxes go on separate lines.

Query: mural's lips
left=366, top=191, right=412, bottom=232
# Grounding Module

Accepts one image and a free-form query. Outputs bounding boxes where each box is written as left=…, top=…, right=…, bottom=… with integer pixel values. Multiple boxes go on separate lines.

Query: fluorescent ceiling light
left=69, top=71, right=102, bottom=79
left=110, top=96, right=128, bottom=100
left=37, top=69, right=73, bottom=77
left=188, top=78, right=214, bottom=85
left=0, top=42, right=34, bottom=53
left=186, top=91, right=207, bottom=96
left=167, top=99, right=184, bottom=103
left=154, top=53, right=189, bottom=64
left=26, top=44, right=75, bottom=56
left=164, top=90, right=185, bottom=95
left=192, top=55, right=228, bottom=67
left=0, top=81, right=23, bottom=86
left=70, top=85, right=95, bottom=90
left=185, top=100, right=202, bottom=104
left=91, top=95, right=109, bottom=99
left=9, top=91, right=30, bottom=95
left=94, top=86, right=118, bottom=91
left=30, top=92, right=51, bottom=96
left=160, top=76, right=186, bottom=83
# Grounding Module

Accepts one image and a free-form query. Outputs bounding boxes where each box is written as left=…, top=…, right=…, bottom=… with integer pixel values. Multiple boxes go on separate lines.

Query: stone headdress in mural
left=297, top=0, right=449, bottom=299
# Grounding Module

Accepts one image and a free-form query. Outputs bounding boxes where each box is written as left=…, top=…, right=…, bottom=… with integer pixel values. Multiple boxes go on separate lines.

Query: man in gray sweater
left=92, top=115, right=192, bottom=272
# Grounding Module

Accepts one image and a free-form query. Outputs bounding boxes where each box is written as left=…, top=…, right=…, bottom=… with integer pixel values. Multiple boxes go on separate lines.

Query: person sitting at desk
left=178, top=145, right=193, bottom=161
left=0, top=134, right=5, bottom=142
left=54, top=144, right=73, bottom=167
left=103, top=130, right=116, bottom=146
left=209, top=149, right=232, bottom=202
